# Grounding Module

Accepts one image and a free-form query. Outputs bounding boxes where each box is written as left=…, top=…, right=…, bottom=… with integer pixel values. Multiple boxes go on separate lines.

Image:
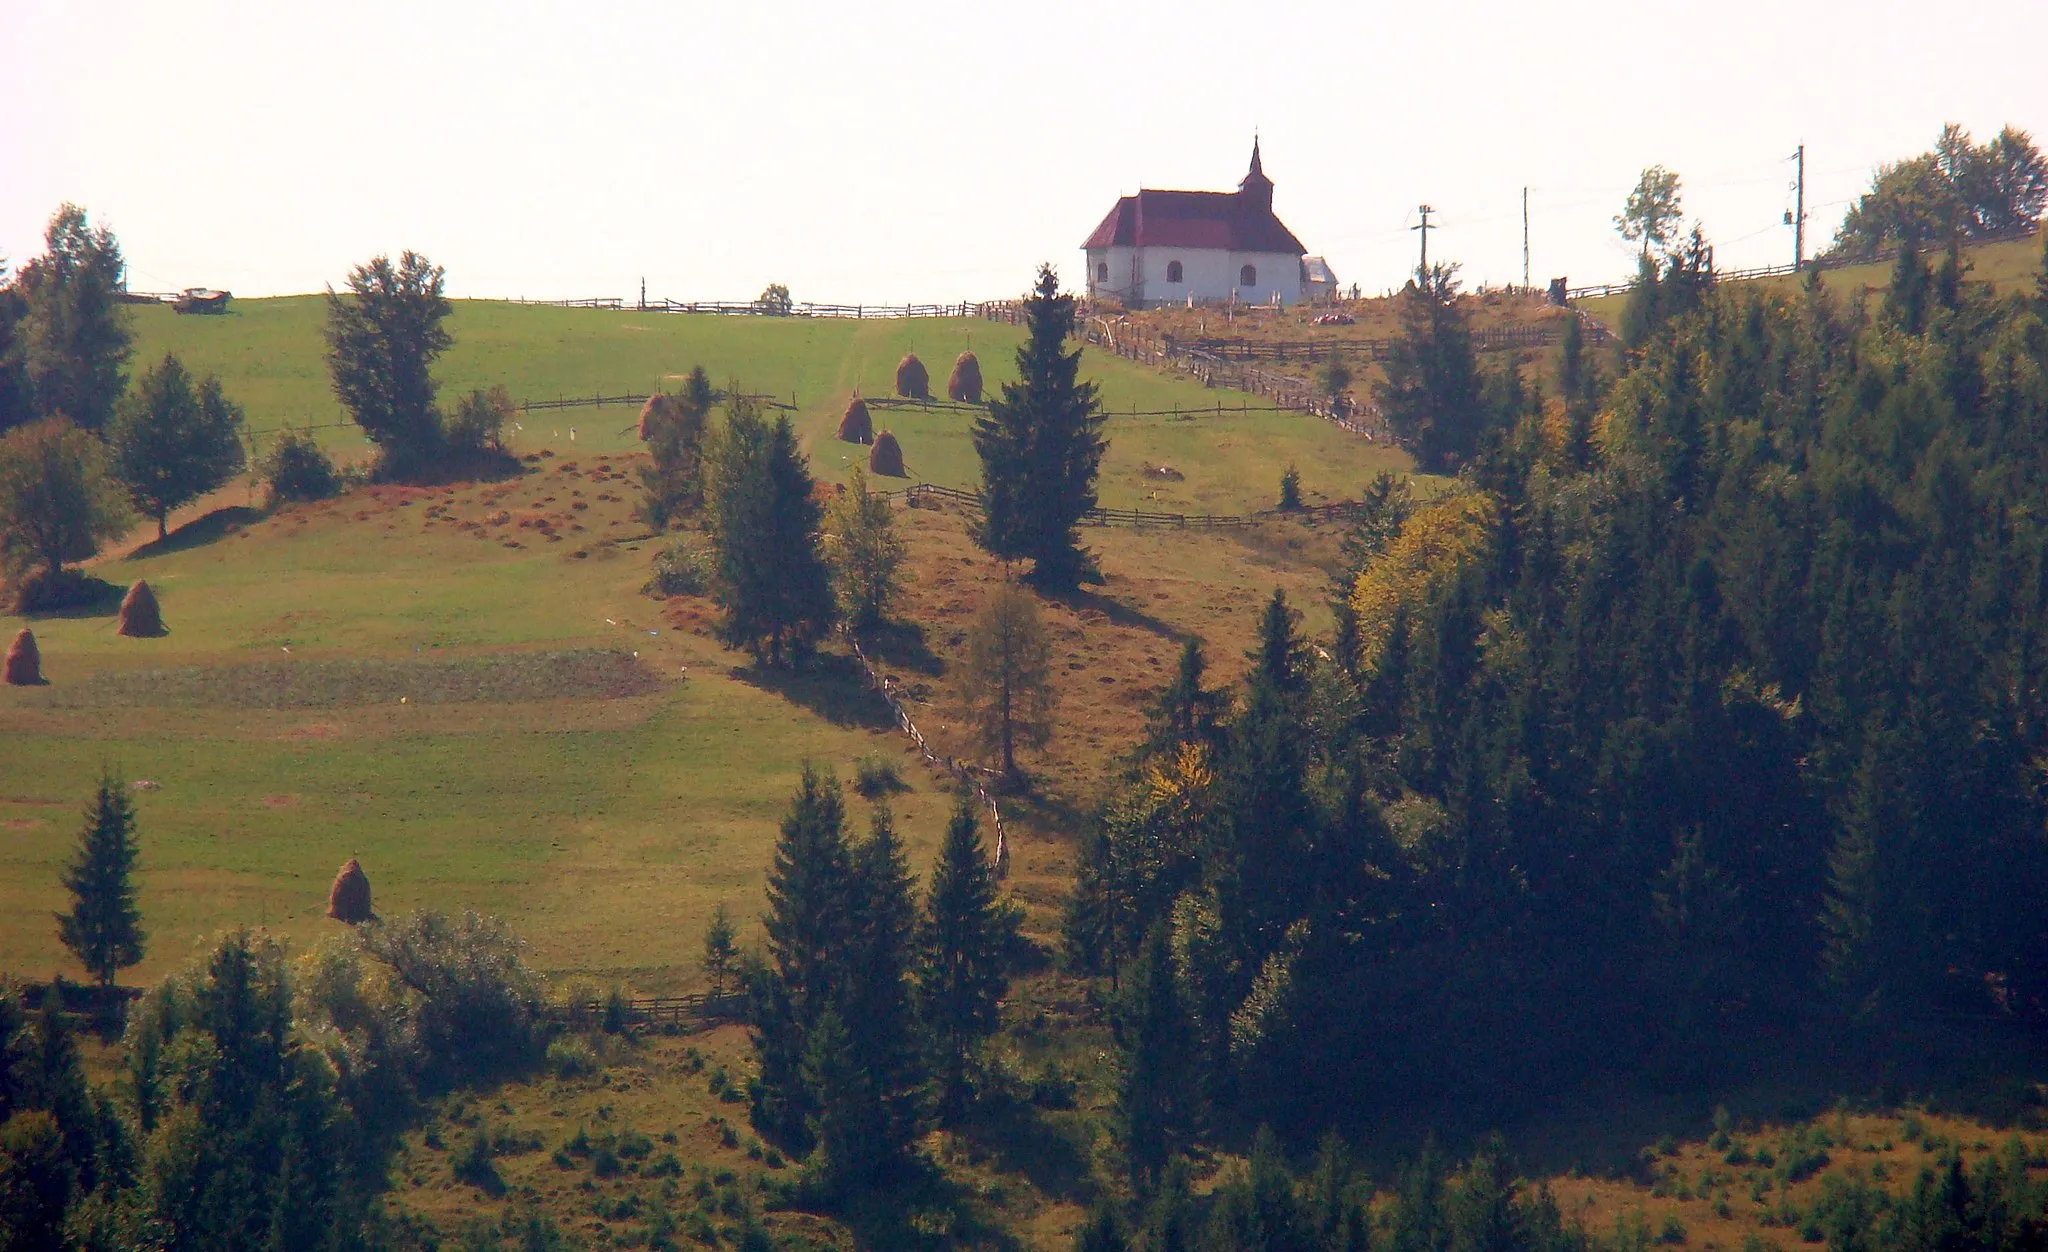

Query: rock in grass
left=895, top=353, right=929, bottom=401
left=947, top=351, right=982, bottom=403
left=869, top=430, right=905, bottom=478
left=837, top=395, right=873, bottom=445
left=327, top=857, right=373, bottom=924
left=3, top=628, right=40, bottom=685
left=118, top=580, right=166, bottom=637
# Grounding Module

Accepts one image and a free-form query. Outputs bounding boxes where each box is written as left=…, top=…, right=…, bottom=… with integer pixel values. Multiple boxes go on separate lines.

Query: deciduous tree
left=109, top=353, right=246, bottom=540
left=324, top=250, right=452, bottom=478
left=11, top=204, right=130, bottom=430
left=959, top=582, right=1055, bottom=783
left=0, top=417, right=130, bottom=596
left=1615, top=165, right=1685, bottom=258
left=826, top=465, right=905, bottom=630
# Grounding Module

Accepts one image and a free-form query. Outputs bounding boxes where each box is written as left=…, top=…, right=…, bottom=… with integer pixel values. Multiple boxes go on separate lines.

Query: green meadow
left=128, top=298, right=1404, bottom=515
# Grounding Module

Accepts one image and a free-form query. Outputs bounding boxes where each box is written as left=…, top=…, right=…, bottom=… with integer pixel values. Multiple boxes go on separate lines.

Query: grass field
left=126, top=298, right=1406, bottom=515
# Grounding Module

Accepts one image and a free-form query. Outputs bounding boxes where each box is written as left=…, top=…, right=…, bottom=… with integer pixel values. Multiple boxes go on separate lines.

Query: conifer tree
left=1884, top=229, right=1931, bottom=334
left=707, top=395, right=835, bottom=664
left=1143, top=637, right=1226, bottom=761
left=842, top=803, right=922, bottom=1168
left=916, top=798, right=1014, bottom=1119
left=701, top=903, right=738, bottom=998
left=56, top=772, right=143, bottom=988
left=1380, top=263, right=1486, bottom=471
left=798, top=1006, right=883, bottom=1196
left=972, top=264, right=1107, bottom=587
left=826, top=464, right=906, bottom=630
left=110, top=352, right=247, bottom=540
left=1118, top=925, right=1197, bottom=1190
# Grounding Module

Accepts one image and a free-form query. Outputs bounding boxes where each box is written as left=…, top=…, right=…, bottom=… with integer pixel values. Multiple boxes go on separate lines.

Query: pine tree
left=916, top=798, right=1014, bottom=1119
left=701, top=903, right=738, bottom=999
left=798, top=1006, right=882, bottom=1196
left=1118, top=925, right=1197, bottom=1190
left=842, top=802, right=922, bottom=1170
left=1073, top=1204, right=1130, bottom=1252
left=707, top=396, right=835, bottom=664
left=972, top=264, right=1108, bottom=587
left=1380, top=263, right=1486, bottom=472
left=110, top=353, right=247, bottom=540
left=1884, top=229, right=1931, bottom=334
left=55, top=772, right=143, bottom=988
left=1143, top=637, right=1225, bottom=761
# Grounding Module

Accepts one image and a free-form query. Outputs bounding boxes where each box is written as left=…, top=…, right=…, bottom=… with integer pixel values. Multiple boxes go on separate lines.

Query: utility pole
left=1522, top=187, right=1531, bottom=290
left=1794, top=144, right=1806, bottom=270
left=1413, top=204, right=1435, bottom=275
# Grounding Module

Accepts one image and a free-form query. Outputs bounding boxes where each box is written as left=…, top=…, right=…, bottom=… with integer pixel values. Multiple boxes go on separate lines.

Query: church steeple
left=1239, top=136, right=1273, bottom=213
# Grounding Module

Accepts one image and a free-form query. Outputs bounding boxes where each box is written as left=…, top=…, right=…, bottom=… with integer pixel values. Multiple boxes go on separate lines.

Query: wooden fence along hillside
left=1565, top=223, right=2043, bottom=300
left=888, top=481, right=1370, bottom=532
left=544, top=991, right=745, bottom=1032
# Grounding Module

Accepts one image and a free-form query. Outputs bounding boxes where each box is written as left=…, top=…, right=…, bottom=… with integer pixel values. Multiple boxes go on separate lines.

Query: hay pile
left=327, top=857, right=373, bottom=923
left=870, top=430, right=905, bottom=477
left=637, top=392, right=677, bottom=441
left=947, top=351, right=983, bottom=403
left=118, top=580, right=165, bottom=637
left=895, top=353, right=929, bottom=400
left=3, top=628, right=39, bottom=685
left=837, top=395, right=874, bottom=444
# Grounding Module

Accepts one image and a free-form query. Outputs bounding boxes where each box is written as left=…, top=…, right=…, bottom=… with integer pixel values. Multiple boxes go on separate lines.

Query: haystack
left=327, top=857, right=373, bottom=924
left=837, top=395, right=874, bottom=444
left=895, top=353, right=929, bottom=400
left=3, top=628, right=40, bottom=685
left=869, top=430, right=906, bottom=477
left=947, top=351, right=983, bottom=403
left=118, top=580, right=165, bottom=637
left=637, top=392, right=677, bottom=441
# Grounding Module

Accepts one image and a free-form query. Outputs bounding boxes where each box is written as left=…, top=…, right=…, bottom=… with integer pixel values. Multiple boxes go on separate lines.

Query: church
left=1081, top=140, right=1309, bottom=308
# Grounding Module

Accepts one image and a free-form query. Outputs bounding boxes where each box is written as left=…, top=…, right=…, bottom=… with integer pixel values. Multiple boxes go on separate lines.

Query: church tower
left=1238, top=137, right=1274, bottom=215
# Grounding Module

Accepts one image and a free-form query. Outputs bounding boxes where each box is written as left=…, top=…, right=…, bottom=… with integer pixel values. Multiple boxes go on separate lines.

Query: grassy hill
left=127, top=298, right=1407, bottom=515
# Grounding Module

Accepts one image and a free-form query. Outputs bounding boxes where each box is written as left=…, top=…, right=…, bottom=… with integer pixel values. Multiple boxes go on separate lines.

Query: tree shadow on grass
left=13, top=572, right=124, bottom=620
left=953, top=1096, right=1098, bottom=1208
left=126, top=505, right=265, bottom=560
left=731, top=652, right=897, bottom=731
left=858, top=619, right=943, bottom=678
left=1044, top=586, right=1186, bottom=642
left=790, top=1154, right=1025, bottom=1252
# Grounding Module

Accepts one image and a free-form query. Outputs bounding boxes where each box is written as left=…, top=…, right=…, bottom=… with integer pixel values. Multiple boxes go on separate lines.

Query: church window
left=1240, top=264, right=1258, bottom=286
left=1166, top=260, right=1184, bottom=284
left=1096, top=262, right=1108, bottom=282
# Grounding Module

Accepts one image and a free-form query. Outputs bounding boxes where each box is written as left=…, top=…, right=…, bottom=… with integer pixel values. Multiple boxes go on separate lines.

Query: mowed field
left=3, top=305, right=1396, bottom=993
left=127, top=298, right=1407, bottom=515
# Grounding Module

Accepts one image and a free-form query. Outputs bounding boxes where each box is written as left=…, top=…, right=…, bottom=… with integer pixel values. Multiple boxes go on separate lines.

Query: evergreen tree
left=842, top=803, right=922, bottom=1172
left=959, top=581, right=1055, bottom=783
left=797, top=1006, right=882, bottom=1197
left=826, top=465, right=906, bottom=630
left=1556, top=313, right=1599, bottom=468
left=55, top=773, right=143, bottom=988
left=916, top=798, right=1014, bottom=1119
left=1619, top=251, right=1664, bottom=351
left=1884, top=229, right=1931, bottom=334
left=701, top=903, right=738, bottom=998
left=0, top=267, right=32, bottom=435
left=12, top=204, right=130, bottom=430
left=323, top=250, right=453, bottom=478
left=707, top=395, right=836, bottom=664
left=109, top=353, right=247, bottom=540
left=1142, top=637, right=1226, bottom=761
left=1073, top=1204, right=1130, bottom=1252
left=1118, top=925, right=1197, bottom=1190
left=1380, top=263, right=1487, bottom=471
left=972, top=264, right=1108, bottom=587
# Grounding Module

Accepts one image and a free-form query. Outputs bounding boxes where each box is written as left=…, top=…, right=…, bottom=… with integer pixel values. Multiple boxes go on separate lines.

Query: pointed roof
left=1081, top=140, right=1305, bottom=255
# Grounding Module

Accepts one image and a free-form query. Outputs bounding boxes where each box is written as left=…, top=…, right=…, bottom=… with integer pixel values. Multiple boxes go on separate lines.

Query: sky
left=3, top=0, right=2042, bottom=305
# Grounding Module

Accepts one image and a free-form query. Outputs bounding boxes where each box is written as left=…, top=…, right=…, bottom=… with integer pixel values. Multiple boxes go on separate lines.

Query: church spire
left=1239, top=135, right=1273, bottom=212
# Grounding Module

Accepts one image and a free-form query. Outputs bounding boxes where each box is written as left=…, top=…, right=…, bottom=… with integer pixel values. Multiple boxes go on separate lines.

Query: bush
left=1279, top=463, right=1302, bottom=510
left=356, top=909, right=545, bottom=1088
left=264, top=426, right=339, bottom=505
left=602, top=986, right=630, bottom=1034
left=547, top=1036, right=599, bottom=1079
left=1657, top=1214, right=1687, bottom=1245
left=644, top=543, right=713, bottom=598
left=854, top=753, right=906, bottom=798
left=454, top=1129, right=503, bottom=1193
left=449, top=385, right=513, bottom=456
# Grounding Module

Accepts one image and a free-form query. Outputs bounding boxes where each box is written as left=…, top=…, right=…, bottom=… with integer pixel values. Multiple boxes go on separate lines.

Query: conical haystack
left=947, top=351, right=983, bottom=403
left=327, top=857, right=373, bottom=923
left=3, top=628, right=40, bottom=685
left=895, top=353, right=929, bottom=400
left=637, top=392, right=677, bottom=441
left=837, top=395, right=874, bottom=444
left=869, top=430, right=906, bottom=477
left=118, top=580, right=165, bottom=637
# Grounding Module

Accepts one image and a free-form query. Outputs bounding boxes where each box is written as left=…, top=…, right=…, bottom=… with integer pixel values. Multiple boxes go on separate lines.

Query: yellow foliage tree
left=1348, top=491, right=1497, bottom=674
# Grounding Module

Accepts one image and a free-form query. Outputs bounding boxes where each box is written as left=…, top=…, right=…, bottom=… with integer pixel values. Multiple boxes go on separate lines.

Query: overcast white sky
left=3, top=1, right=2041, bottom=303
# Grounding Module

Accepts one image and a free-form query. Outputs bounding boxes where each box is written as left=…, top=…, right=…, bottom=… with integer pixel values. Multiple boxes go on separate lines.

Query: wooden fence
left=1566, top=224, right=2043, bottom=301
left=511, top=296, right=989, bottom=320
left=544, top=990, right=745, bottom=1031
left=895, top=481, right=1368, bottom=532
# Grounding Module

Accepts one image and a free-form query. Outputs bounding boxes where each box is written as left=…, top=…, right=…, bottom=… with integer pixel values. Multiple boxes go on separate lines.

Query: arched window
left=1095, top=261, right=1108, bottom=282
left=1166, top=260, right=1184, bottom=284
left=1240, top=264, right=1258, bottom=286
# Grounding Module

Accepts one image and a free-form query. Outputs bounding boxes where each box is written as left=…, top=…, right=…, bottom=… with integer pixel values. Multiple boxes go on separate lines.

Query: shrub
left=644, top=543, right=713, bottom=598
left=854, top=753, right=906, bottom=798
left=1657, top=1215, right=1687, bottom=1245
left=454, top=1129, right=503, bottom=1193
left=264, top=426, right=339, bottom=505
left=356, top=909, right=545, bottom=1088
left=1279, top=463, right=1302, bottom=510
left=449, top=385, right=513, bottom=456
left=547, top=1036, right=599, bottom=1079
left=591, top=1142, right=622, bottom=1178
left=602, top=986, right=630, bottom=1034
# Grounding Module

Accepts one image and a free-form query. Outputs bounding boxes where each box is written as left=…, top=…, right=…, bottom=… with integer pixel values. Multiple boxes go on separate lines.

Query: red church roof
left=1081, top=142, right=1306, bottom=255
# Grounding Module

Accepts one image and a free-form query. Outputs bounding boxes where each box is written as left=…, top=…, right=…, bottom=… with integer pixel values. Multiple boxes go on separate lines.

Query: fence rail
left=1566, top=224, right=2043, bottom=301
left=894, top=480, right=1368, bottom=531
left=511, top=296, right=990, bottom=320
left=543, top=990, right=745, bottom=1031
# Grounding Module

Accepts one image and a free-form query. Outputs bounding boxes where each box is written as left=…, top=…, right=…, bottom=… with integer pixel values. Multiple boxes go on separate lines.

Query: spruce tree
left=701, top=903, right=738, bottom=998
left=1884, top=229, right=1931, bottom=334
left=1143, top=637, right=1225, bottom=760
left=843, top=802, right=922, bottom=1170
left=798, top=1006, right=883, bottom=1196
left=972, top=264, right=1107, bottom=587
left=56, top=772, right=143, bottom=988
left=916, top=798, right=1014, bottom=1119
left=110, top=353, right=247, bottom=540
left=707, top=396, right=836, bottom=664
left=1379, top=263, right=1486, bottom=471
left=1118, top=924, right=1196, bottom=1190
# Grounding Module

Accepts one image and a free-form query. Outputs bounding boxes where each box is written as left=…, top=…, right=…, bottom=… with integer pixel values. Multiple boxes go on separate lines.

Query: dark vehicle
left=173, top=287, right=231, bottom=314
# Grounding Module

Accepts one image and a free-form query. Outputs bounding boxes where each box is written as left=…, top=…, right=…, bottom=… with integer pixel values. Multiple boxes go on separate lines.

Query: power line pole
left=1412, top=204, right=1435, bottom=275
left=1794, top=144, right=1806, bottom=271
left=1522, top=187, right=1531, bottom=290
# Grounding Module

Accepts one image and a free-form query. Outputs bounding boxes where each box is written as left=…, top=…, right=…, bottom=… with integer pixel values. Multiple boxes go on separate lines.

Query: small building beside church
left=1082, top=140, right=1309, bottom=308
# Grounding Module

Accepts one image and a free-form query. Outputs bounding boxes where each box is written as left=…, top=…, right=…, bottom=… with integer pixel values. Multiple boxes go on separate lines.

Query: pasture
left=127, top=298, right=1407, bottom=515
